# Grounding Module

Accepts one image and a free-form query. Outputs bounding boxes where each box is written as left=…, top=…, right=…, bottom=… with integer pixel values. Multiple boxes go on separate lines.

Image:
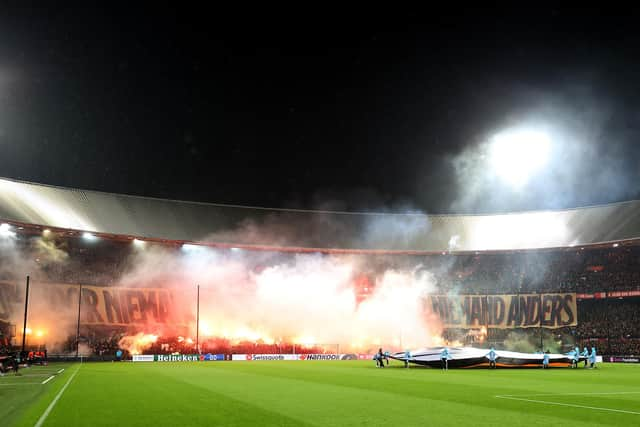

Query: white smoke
left=449, top=84, right=640, bottom=214
left=118, top=247, right=442, bottom=351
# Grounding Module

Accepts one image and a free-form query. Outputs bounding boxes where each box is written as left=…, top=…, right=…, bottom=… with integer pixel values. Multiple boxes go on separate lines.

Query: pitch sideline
left=34, top=367, right=80, bottom=427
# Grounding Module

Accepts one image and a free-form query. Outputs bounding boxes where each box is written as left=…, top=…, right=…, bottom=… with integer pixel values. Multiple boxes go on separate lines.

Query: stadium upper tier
left=1, top=177, right=639, bottom=251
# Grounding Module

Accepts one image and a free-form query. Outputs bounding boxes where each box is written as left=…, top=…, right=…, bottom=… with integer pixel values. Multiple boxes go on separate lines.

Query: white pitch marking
left=0, top=382, right=44, bottom=386
left=498, top=391, right=640, bottom=397
left=57, top=368, right=65, bottom=374
left=42, top=375, right=55, bottom=384
left=495, top=395, right=640, bottom=415
left=34, top=368, right=80, bottom=427
left=9, top=373, right=56, bottom=378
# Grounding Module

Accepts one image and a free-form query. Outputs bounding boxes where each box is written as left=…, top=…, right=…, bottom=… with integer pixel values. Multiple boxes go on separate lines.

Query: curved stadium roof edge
left=1, top=176, right=639, bottom=252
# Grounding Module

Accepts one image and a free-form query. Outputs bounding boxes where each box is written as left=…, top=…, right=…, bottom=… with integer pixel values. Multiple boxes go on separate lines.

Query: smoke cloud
left=118, top=247, right=442, bottom=352
left=0, top=204, right=445, bottom=354
left=449, top=82, right=640, bottom=214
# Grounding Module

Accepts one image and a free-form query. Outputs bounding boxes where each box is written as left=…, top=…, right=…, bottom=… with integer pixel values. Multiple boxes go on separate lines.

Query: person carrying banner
left=486, top=347, right=497, bottom=369
left=582, top=347, right=589, bottom=367
left=441, top=347, right=450, bottom=371
left=589, top=347, right=597, bottom=369
left=376, top=348, right=385, bottom=368
left=542, top=351, right=550, bottom=369
left=404, top=350, right=411, bottom=368
left=567, top=348, right=578, bottom=368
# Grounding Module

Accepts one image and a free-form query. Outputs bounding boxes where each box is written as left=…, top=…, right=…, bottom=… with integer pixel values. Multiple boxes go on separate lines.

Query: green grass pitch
left=2, top=361, right=640, bottom=426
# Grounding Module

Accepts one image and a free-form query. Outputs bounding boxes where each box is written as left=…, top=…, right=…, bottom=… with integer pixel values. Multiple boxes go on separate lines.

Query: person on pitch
left=486, top=347, right=497, bottom=369
left=440, top=347, right=450, bottom=371
left=589, top=347, right=597, bottom=369
left=582, top=347, right=589, bottom=367
left=567, top=348, right=578, bottom=368
left=542, top=351, right=550, bottom=369
left=575, top=346, right=582, bottom=368
left=377, top=348, right=385, bottom=368
left=404, top=349, right=411, bottom=368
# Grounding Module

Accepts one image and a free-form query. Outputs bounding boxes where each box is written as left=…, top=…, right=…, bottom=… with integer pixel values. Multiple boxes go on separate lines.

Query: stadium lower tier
left=390, top=347, right=579, bottom=368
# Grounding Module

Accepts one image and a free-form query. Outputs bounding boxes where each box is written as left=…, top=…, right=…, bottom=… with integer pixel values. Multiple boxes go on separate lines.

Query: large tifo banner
left=0, top=281, right=180, bottom=325
left=427, top=293, right=577, bottom=329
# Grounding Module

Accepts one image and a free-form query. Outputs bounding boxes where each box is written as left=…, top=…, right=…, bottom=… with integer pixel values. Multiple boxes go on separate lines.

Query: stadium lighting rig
left=488, top=128, right=551, bottom=188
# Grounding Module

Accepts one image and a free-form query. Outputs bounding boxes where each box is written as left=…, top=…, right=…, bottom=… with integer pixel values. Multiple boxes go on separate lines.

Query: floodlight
left=489, top=129, right=550, bottom=187
left=0, top=223, right=16, bottom=237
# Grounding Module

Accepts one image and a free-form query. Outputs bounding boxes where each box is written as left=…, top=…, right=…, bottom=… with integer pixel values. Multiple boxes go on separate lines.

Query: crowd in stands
left=576, top=298, right=640, bottom=339
left=428, top=245, right=640, bottom=294
left=144, top=337, right=329, bottom=356
left=2, top=231, right=640, bottom=356
left=59, top=330, right=124, bottom=357
left=605, top=338, right=640, bottom=356
left=2, top=231, right=639, bottom=295
left=0, top=338, right=10, bottom=355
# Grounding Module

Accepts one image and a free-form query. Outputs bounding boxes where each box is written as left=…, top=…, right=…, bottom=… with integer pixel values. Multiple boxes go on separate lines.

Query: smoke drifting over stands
left=1, top=223, right=640, bottom=358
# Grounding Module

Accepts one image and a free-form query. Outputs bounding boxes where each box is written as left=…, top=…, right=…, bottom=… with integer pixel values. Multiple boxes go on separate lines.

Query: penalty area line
left=34, top=368, right=80, bottom=427
left=495, top=395, right=640, bottom=415
left=42, top=375, right=55, bottom=384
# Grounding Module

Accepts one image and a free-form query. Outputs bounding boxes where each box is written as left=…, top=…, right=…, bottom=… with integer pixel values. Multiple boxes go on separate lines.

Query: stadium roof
left=1, top=177, right=639, bottom=252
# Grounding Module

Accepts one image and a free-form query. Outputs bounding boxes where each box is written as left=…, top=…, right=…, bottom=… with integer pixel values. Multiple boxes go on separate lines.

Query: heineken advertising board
left=132, top=354, right=225, bottom=362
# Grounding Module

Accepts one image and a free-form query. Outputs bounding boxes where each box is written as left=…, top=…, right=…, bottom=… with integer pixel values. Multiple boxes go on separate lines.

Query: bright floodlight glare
left=489, top=129, right=551, bottom=188
left=133, top=238, right=145, bottom=246
left=182, top=243, right=205, bottom=252
left=0, top=223, right=16, bottom=237
left=82, top=232, right=97, bottom=241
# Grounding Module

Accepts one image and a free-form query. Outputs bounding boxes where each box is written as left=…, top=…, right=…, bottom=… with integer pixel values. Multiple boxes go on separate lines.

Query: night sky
left=1, top=7, right=639, bottom=214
